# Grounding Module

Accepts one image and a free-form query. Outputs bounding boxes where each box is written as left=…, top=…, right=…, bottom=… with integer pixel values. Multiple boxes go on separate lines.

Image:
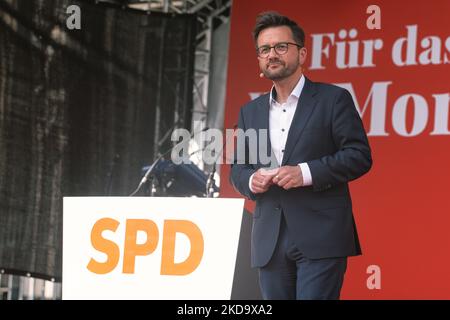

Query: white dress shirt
left=249, top=75, right=312, bottom=192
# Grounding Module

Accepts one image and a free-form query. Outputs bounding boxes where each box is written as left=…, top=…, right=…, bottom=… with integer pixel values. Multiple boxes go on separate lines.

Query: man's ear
left=299, top=47, right=307, bottom=65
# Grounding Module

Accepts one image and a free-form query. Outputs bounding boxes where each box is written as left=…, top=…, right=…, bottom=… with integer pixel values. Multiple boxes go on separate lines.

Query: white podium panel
left=63, top=197, right=244, bottom=300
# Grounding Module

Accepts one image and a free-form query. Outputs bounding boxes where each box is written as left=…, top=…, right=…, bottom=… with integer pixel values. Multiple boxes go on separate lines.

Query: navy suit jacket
left=230, top=77, right=372, bottom=267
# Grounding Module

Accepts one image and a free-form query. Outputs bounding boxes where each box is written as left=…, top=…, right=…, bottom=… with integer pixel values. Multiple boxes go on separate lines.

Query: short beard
left=262, top=59, right=300, bottom=81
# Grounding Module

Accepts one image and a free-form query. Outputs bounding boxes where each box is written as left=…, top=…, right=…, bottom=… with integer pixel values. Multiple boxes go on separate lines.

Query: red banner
left=221, top=0, right=450, bottom=299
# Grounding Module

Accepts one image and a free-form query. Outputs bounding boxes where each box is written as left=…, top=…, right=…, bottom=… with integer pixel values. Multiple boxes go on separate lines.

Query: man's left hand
left=272, top=165, right=303, bottom=190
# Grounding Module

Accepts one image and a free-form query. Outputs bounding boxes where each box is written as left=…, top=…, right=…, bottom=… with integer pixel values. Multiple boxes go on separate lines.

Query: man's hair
left=252, top=11, right=305, bottom=48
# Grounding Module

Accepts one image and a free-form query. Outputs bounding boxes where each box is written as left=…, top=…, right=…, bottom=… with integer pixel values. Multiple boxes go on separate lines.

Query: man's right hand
left=251, top=168, right=279, bottom=194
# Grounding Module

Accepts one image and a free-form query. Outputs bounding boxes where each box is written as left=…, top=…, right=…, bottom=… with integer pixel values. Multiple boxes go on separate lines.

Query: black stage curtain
left=0, top=0, right=196, bottom=280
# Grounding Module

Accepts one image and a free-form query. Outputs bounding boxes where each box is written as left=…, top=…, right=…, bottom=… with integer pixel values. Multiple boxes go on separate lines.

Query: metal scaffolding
left=126, top=0, right=232, bottom=135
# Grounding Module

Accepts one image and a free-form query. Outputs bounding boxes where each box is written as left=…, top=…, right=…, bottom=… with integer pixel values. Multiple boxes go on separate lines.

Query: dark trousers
left=258, top=215, right=348, bottom=300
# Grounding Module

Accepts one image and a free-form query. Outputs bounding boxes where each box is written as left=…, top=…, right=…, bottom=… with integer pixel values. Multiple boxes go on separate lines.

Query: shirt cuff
left=248, top=173, right=256, bottom=193
left=298, top=163, right=313, bottom=186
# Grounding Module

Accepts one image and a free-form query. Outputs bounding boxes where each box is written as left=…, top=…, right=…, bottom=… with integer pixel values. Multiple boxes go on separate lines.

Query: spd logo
left=86, top=218, right=204, bottom=276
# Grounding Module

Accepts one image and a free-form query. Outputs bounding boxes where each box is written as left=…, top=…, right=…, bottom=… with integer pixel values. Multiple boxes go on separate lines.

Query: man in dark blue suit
left=230, top=12, right=372, bottom=300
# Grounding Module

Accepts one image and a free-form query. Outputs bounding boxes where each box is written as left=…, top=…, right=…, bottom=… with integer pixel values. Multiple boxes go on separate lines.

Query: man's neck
left=273, top=71, right=303, bottom=104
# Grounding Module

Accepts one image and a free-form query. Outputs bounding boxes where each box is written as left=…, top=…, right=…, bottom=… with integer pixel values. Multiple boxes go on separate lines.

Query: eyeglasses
left=256, top=42, right=302, bottom=58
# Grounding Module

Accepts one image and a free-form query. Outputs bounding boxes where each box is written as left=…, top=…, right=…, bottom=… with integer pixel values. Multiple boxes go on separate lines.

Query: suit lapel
left=281, top=78, right=317, bottom=166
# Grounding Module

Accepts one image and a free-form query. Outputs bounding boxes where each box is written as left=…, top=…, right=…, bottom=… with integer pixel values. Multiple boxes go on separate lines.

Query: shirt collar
left=269, top=74, right=305, bottom=105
